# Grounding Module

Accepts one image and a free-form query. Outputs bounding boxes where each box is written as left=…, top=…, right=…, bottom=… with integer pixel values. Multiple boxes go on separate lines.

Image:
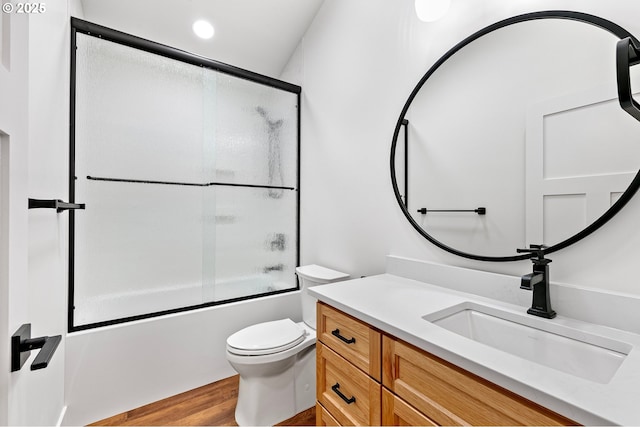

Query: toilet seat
left=227, top=318, right=306, bottom=356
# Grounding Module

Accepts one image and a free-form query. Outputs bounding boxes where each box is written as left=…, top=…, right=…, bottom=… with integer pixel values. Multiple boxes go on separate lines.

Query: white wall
left=288, top=0, right=640, bottom=295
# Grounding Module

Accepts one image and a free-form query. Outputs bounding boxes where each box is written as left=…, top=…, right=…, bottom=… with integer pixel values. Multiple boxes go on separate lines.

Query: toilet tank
left=295, top=265, right=349, bottom=329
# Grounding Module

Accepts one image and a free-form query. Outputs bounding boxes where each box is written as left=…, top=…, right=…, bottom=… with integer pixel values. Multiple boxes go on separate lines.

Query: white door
left=0, top=4, right=65, bottom=425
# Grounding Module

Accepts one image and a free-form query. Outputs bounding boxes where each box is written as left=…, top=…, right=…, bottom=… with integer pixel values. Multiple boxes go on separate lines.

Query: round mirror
left=391, top=11, right=640, bottom=261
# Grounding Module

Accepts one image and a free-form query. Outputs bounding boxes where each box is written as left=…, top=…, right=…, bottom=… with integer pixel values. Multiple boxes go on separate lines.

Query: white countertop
left=309, top=273, right=640, bottom=426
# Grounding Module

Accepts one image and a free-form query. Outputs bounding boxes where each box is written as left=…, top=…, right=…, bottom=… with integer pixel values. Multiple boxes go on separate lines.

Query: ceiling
left=79, top=0, right=325, bottom=79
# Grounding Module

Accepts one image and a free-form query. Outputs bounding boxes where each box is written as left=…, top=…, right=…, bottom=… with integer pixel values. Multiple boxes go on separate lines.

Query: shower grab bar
left=417, top=207, right=486, bottom=215
left=86, top=175, right=295, bottom=191
left=28, top=198, right=85, bottom=212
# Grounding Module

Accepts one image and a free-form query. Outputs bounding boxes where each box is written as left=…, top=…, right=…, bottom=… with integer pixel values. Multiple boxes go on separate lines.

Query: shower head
left=256, top=106, right=268, bottom=118
left=256, top=106, right=283, bottom=128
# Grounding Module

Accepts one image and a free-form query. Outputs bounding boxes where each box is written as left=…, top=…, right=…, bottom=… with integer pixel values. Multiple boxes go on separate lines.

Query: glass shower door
left=71, top=24, right=299, bottom=330
left=201, top=72, right=299, bottom=303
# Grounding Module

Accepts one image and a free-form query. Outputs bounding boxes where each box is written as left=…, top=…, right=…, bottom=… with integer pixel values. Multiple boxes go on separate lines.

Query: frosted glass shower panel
left=75, top=33, right=206, bottom=184
left=73, top=180, right=204, bottom=325
left=71, top=23, right=300, bottom=330
left=208, top=73, right=298, bottom=188
left=203, top=186, right=297, bottom=303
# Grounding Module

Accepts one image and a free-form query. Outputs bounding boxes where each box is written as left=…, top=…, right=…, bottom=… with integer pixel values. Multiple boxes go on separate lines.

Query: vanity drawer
left=317, top=302, right=381, bottom=380
left=382, top=335, right=578, bottom=426
left=382, top=387, right=437, bottom=426
left=316, top=402, right=341, bottom=426
left=317, top=342, right=381, bottom=426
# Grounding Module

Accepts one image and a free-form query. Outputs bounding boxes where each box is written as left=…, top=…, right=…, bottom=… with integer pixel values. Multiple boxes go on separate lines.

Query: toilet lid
left=227, top=319, right=306, bottom=356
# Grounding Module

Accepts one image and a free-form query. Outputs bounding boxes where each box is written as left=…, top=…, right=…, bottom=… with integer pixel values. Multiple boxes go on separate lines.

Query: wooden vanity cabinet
left=315, top=302, right=578, bottom=426
left=317, top=302, right=381, bottom=380
left=381, top=388, right=437, bottom=426
left=382, top=335, right=577, bottom=426
left=316, top=303, right=382, bottom=425
left=316, top=402, right=341, bottom=426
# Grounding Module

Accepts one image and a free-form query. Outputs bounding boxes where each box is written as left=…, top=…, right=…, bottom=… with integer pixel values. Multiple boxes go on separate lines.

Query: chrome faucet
left=516, top=245, right=556, bottom=319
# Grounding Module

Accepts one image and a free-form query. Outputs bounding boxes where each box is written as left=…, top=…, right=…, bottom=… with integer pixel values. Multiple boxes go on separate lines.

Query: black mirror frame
left=390, top=10, right=640, bottom=262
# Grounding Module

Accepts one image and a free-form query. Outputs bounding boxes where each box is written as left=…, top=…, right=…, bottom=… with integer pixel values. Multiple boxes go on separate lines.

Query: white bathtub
left=64, top=288, right=302, bottom=426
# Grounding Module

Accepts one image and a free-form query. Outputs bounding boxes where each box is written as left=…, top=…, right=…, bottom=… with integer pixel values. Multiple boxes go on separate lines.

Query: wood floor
left=90, top=375, right=316, bottom=426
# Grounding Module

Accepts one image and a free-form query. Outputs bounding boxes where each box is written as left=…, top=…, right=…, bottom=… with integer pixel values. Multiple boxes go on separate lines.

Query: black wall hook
left=11, top=324, right=61, bottom=372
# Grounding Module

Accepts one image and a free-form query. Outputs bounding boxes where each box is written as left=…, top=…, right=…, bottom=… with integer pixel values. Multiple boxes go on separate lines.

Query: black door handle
left=331, top=328, right=356, bottom=344
left=331, top=383, right=356, bottom=404
left=11, top=324, right=61, bottom=372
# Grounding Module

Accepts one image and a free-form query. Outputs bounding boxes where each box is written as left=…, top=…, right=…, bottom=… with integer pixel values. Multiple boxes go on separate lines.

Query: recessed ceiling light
left=193, top=20, right=214, bottom=39
left=415, top=0, right=450, bottom=22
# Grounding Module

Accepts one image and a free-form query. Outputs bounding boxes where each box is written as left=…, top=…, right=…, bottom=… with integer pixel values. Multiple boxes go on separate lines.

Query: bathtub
left=64, top=278, right=301, bottom=426
left=74, top=274, right=294, bottom=327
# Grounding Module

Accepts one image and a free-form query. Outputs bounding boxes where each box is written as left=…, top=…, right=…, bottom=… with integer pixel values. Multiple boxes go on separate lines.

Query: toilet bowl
left=226, top=265, right=349, bottom=426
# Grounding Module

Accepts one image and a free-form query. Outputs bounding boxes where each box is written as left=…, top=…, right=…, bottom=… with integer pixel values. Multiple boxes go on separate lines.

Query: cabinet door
left=382, top=388, right=437, bottom=426
left=317, top=302, right=381, bottom=380
left=317, top=343, right=381, bottom=426
left=383, top=336, right=577, bottom=426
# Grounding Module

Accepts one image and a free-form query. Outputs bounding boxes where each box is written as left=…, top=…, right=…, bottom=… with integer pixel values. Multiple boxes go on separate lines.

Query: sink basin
left=423, top=302, right=631, bottom=384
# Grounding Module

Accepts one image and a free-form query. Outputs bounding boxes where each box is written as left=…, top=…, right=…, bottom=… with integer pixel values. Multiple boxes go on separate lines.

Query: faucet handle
left=516, top=244, right=546, bottom=252
left=516, top=245, right=551, bottom=264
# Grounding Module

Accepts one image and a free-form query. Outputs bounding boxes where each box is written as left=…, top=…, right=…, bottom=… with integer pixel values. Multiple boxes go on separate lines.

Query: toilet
left=226, top=265, right=349, bottom=426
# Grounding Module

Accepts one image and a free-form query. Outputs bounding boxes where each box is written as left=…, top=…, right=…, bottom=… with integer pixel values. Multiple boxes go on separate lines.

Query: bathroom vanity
left=310, top=257, right=640, bottom=426
left=315, top=302, right=574, bottom=426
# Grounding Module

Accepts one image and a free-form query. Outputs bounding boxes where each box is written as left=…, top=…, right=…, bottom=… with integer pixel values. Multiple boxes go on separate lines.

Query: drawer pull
left=331, top=328, right=356, bottom=344
left=331, top=383, right=356, bottom=404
